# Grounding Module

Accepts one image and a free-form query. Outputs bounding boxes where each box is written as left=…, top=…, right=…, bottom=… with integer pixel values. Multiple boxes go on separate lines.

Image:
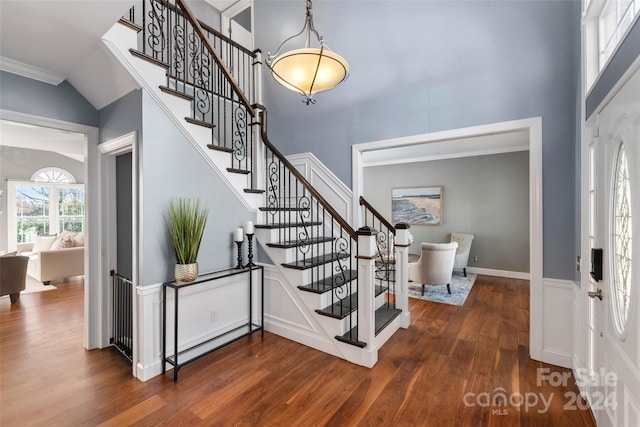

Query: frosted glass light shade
left=270, top=48, right=349, bottom=96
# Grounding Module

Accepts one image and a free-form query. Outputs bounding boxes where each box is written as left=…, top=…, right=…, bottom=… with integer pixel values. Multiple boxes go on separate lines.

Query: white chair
left=450, top=232, right=474, bottom=277
left=408, top=242, right=458, bottom=295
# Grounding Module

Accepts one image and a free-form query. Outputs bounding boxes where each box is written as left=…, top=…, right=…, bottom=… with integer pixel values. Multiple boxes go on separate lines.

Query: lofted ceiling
left=0, top=0, right=141, bottom=110
left=0, top=1, right=245, bottom=110
left=1, top=0, right=529, bottom=167
left=0, top=120, right=86, bottom=162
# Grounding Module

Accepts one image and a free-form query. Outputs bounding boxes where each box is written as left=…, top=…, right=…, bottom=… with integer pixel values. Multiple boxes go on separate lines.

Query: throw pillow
left=72, top=232, right=85, bottom=247
left=51, top=236, right=74, bottom=250
left=32, top=235, right=58, bottom=253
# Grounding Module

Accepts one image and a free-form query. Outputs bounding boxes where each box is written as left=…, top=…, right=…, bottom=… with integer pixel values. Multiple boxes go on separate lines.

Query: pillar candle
left=246, top=221, right=254, bottom=234
left=235, top=228, right=244, bottom=242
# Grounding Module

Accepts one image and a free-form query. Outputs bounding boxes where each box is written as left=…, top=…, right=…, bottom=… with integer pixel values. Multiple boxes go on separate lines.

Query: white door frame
left=581, top=55, right=640, bottom=426
left=352, top=116, right=544, bottom=360
left=0, top=108, right=103, bottom=350
left=99, top=131, right=139, bottom=377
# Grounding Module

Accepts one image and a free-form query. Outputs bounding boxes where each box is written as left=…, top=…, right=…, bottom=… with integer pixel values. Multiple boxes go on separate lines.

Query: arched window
left=611, top=142, right=633, bottom=335
left=32, top=167, right=76, bottom=183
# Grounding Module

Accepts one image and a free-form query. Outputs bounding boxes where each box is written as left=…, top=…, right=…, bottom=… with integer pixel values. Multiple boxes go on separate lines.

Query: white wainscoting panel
left=287, top=153, right=353, bottom=225
left=542, top=278, right=577, bottom=369
left=262, top=264, right=345, bottom=359
left=135, top=270, right=262, bottom=381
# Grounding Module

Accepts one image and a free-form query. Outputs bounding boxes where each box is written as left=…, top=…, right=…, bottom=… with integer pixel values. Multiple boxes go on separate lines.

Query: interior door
left=587, top=64, right=639, bottom=427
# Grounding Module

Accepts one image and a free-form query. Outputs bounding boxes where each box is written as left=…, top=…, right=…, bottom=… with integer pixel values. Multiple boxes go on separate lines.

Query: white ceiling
left=0, top=120, right=86, bottom=162
left=0, top=0, right=140, bottom=110
left=0, top=0, right=248, bottom=110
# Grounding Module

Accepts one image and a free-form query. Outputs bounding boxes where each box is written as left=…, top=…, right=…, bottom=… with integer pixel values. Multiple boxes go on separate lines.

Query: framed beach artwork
left=391, top=186, right=442, bottom=225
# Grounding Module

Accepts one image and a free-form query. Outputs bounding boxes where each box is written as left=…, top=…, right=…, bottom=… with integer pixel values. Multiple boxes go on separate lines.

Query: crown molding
left=0, top=56, right=66, bottom=85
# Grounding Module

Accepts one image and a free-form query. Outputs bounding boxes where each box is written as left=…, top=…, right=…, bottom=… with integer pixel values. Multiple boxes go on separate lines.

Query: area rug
left=22, top=276, right=57, bottom=294
left=408, top=272, right=476, bottom=306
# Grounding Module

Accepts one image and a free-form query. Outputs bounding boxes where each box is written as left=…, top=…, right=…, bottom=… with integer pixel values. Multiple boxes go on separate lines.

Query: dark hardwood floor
left=1, top=275, right=596, bottom=426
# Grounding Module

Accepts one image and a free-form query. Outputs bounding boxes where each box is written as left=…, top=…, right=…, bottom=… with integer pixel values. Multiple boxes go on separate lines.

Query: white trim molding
left=352, top=116, right=544, bottom=362
left=287, top=152, right=353, bottom=225
left=0, top=56, right=66, bottom=86
left=0, top=109, right=101, bottom=351
left=465, top=267, right=530, bottom=281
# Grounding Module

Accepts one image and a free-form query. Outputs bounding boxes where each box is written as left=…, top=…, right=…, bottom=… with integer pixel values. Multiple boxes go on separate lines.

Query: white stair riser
left=102, top=23, right=260, bottom=211
left=314, top=292, right=391, bottom=337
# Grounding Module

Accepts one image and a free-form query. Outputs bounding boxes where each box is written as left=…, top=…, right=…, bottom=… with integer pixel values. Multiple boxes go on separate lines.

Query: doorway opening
left=352, top=117, right=543, bottom=360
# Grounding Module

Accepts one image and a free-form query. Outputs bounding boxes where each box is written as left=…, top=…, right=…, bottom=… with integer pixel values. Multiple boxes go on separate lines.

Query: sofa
left=17, top=232, right=85, bottom=286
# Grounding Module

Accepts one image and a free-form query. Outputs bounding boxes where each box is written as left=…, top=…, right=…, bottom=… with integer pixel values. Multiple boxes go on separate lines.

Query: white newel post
left=394, top=224, right=411, bottom=328
left=357, top=226, right=378, bottom=362
left=252, top=50, right=264, bottom=194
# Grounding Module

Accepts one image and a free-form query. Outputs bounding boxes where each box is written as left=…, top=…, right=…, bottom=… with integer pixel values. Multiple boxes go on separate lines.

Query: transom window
left=32, top=167, right=76, bottom=183
left=611, top=142, right=632, bottom=335
left=583, top=0, right=640, bottom=90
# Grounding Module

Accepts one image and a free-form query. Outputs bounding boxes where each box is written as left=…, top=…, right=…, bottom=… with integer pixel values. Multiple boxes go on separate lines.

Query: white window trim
left=31, top=167, right=76, bottom=183
left=583, top=0, right=640, bottom=94
left=7, top=180, right=85, bottom=251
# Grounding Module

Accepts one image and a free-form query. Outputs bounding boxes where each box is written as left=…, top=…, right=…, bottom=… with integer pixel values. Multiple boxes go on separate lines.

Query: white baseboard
left=542, top=349, right=573, bottom=369
left=465, top=267, right=530, bottom=280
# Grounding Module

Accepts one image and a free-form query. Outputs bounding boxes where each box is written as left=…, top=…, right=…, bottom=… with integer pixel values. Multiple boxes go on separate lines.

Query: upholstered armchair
left=408, top=242, right=458, bottom=295
left=450, top=232, right=474, bottom=277
left=0, top=255, right=29, bottom=303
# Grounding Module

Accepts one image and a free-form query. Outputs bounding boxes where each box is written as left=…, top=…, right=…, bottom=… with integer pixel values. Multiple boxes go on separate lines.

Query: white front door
left=585, top=63, right=640, bottom=426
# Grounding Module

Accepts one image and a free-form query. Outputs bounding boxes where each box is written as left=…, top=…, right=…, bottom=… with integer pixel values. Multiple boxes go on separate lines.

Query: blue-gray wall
left=364, top=152, right=530, bottom=273
left=255, top=0, right=581, bottom=280
left=99, top=89, right=142, bottom=143
left=140, top=91, right=253, bottom=286
left=98, top=89, right=142, bottom=280
left=0, top=71, right=98, bottom=127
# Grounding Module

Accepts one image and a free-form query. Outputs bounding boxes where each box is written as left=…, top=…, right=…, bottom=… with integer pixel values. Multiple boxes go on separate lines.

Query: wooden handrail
left=151, top=0, right=256, bottom=56
left=359, top=196, right=396, bottom=234
left=176, top=0, right=255, bottom=117
left=259, top=111, right=357, bottom=241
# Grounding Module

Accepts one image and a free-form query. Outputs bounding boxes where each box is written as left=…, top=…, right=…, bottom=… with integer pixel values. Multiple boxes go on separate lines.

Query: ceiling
left=0, top=120, right=86, bottom=162
left=0, top=1, right=245, bottom=110
left=0, top=0, right=144, bottom=110
left=0, top=1, right=528, bottom=166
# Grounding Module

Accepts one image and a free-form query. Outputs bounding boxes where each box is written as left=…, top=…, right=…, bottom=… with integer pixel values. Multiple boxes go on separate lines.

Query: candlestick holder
left=245, top=233, right=256, bottom=268
left=235, top=240, right=243, bottom=269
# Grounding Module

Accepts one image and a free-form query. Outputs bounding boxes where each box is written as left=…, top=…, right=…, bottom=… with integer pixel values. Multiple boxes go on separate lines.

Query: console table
left=162, top=265, right=264, bottom=381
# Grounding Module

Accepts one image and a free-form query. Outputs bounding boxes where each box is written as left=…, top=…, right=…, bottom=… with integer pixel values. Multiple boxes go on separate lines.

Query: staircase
left=103, top=0, right=410, bottom=368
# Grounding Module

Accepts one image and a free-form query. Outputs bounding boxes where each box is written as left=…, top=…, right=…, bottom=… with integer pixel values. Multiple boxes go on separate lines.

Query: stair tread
left=298, top=270, right=357, bottom=294
left=244, top=188, right=266, bottom=194
left=159, top=85, right=193, bottom=101
left=207, top=144, right=233, bottom=153
left=227, top=168, right=250, bottom=175
left=129, top=49, right=169, bottom=68
left=185, top=117, right=215, bottom=128
left=335, top=306, right=402, bottom=348
left=281, top=252, right=349, bottom=270
left=256, top=221, right=322, bottom=229
left=259, top=206, right=309, bottom=212
left=315, top=286, right=388, bottom=319
left=118, top=18, right=142, bottom=32
left=374, top=306, right=403, bottom=336
left=268, top=236, right=334, bottom=249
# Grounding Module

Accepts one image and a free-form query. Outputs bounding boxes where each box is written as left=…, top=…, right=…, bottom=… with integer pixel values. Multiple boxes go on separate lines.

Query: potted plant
left=168, top=198, right=209, bottom=283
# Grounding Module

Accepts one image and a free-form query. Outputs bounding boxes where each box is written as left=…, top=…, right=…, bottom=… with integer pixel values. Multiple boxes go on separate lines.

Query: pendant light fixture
left=266, top=0, right=349, bottom=105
